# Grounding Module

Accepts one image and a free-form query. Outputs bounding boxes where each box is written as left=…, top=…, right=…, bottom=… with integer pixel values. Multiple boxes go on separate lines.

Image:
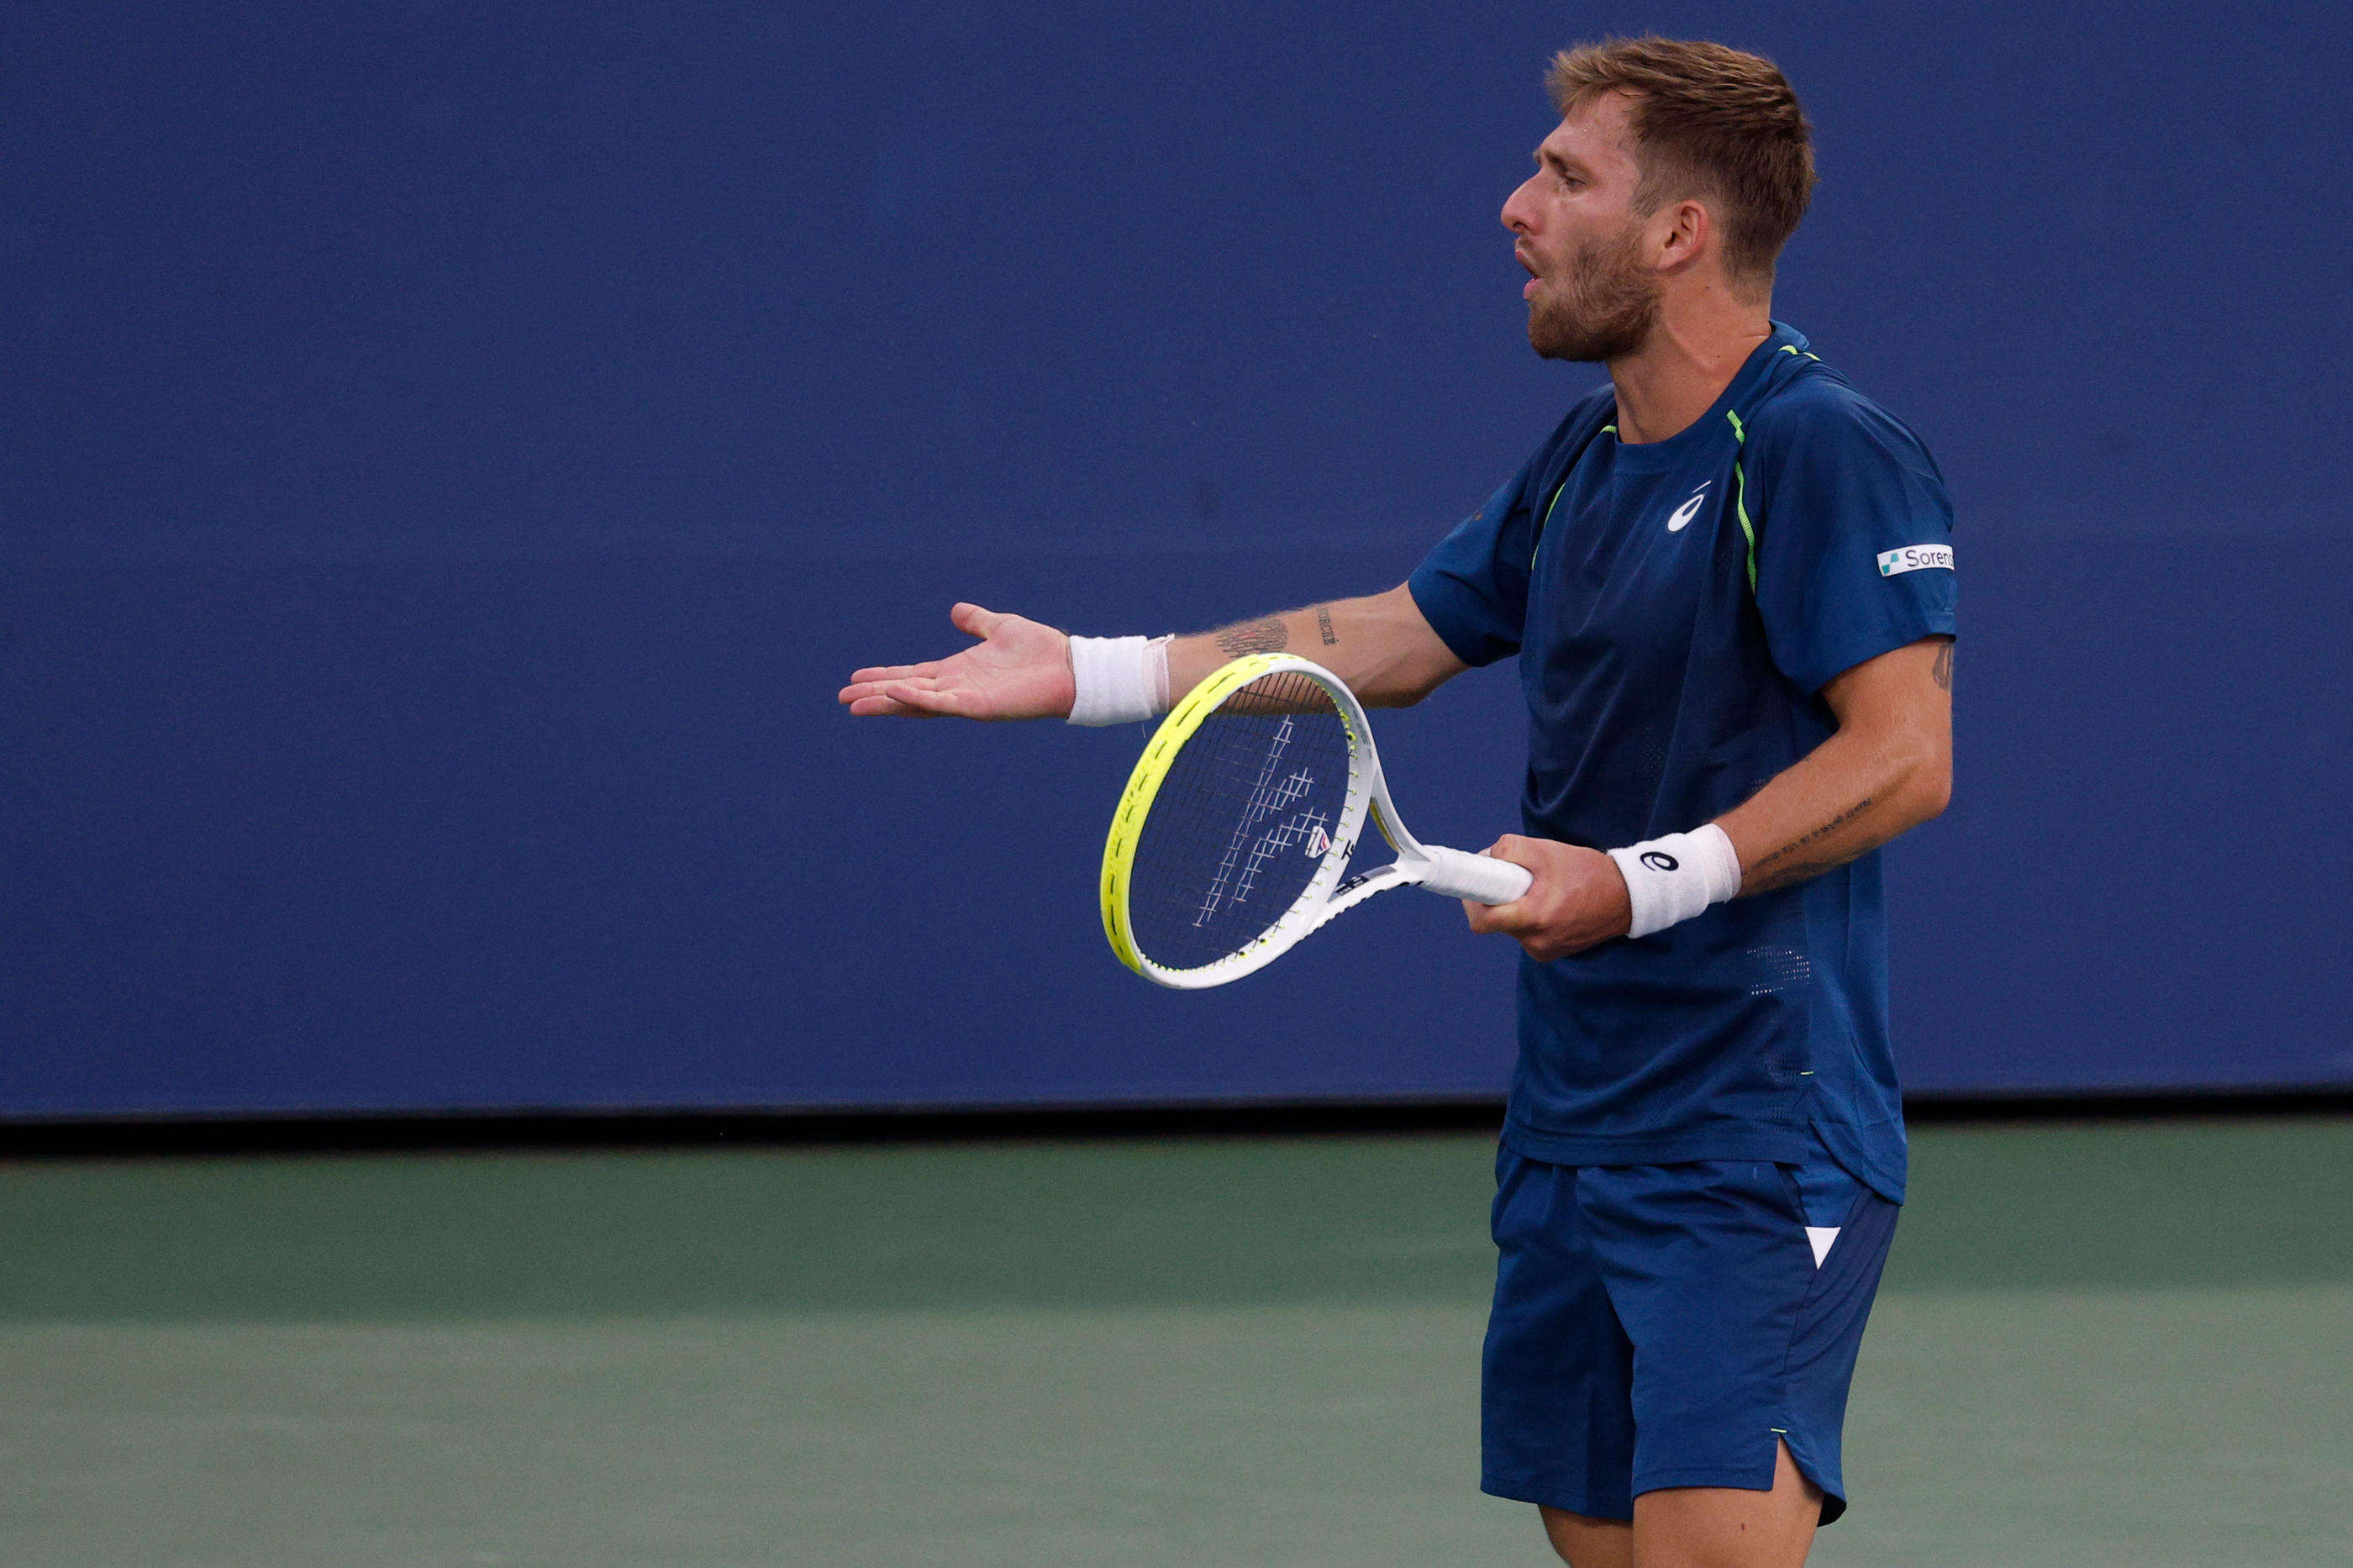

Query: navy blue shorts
left=1480, top=1148, right=1898, bottom=1526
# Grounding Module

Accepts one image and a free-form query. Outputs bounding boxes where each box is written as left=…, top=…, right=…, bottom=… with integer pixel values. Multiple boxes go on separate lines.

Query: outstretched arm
left=1166, top=585, right=1466, bottom=709
left=837, top=584, right=1467, bottom=719
left=837, top=602, right=1078, bottom=720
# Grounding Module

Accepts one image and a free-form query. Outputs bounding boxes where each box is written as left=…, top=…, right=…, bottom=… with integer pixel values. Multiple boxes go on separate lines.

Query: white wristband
left=1066, top=634, right=1171, bottom=726
left=1607, top=823, right=1744, bottom=939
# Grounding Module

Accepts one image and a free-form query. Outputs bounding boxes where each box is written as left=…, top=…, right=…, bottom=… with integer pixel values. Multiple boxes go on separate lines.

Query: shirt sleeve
left=1749, top=392, right=1959, bottom=695
left=1407, top=458, right=1543, bottom=668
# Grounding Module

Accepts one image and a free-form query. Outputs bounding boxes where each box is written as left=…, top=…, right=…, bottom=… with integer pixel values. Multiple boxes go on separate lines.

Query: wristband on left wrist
left=1606, top=823, right=1743, bottom=938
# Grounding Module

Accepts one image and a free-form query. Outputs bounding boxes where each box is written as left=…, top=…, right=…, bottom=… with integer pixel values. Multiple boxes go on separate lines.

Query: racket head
left=1101, top=655, right=1372, bottom=988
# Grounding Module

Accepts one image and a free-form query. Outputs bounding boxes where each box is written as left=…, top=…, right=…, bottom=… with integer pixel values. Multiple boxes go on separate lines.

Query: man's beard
left=1526, top=225, right=1661, bottom=363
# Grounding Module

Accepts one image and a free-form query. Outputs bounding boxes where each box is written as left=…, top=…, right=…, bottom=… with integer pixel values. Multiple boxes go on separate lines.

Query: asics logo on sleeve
left=1666, top=483, right=1712, bottom=533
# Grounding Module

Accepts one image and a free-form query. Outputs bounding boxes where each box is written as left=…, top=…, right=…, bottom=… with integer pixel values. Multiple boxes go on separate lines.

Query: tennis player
left=840, top=37, right=1954, bottom=1568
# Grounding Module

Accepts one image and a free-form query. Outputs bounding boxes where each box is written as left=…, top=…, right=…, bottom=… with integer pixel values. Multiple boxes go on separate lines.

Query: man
left=840, top=36, right=1955, bottom=1568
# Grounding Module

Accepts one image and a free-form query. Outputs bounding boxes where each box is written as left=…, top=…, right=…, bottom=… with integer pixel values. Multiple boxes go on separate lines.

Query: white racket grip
left=1416, top=845, right=1533, bottom=904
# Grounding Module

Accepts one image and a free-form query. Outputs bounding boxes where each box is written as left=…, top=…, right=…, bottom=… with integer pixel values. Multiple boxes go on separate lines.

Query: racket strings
left=1128, top=671, right=1353, bottom=971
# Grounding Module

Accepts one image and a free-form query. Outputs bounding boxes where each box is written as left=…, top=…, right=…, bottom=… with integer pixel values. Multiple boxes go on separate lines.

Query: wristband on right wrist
left=1066, top=634, right=1171, bottom=726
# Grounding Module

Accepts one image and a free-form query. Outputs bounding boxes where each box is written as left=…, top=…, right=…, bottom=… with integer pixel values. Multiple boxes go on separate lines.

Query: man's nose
left=1501, top=177, right=1539, bottom=234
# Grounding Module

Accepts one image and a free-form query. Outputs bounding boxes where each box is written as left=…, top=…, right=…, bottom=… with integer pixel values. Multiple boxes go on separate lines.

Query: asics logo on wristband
left=1612, top=826, right=1741, bottom=939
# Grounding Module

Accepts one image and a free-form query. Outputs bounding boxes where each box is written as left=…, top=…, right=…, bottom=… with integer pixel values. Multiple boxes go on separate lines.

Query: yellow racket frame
left=1099, top=654, right=1361, bottom=980
left=1100, top=653, right=1529, bottom=988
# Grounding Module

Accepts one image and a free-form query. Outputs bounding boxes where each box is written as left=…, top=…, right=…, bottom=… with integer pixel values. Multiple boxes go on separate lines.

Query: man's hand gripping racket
left=1101, top=654, right=1531, bottom=988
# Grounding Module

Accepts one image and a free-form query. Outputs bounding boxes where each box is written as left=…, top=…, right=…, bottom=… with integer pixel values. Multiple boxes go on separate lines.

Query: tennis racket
left=1100, top=653, right=1531, bottom=988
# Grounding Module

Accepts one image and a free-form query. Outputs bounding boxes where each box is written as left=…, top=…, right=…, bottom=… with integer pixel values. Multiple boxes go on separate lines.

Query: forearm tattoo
left=1214, top=617, right=1290, bottom=658
left=1749, top=796, right=1876, bottom=890
left=1315, top=605, right=1338, bottom=646
left=1746, top=858, right=1849, bottom=895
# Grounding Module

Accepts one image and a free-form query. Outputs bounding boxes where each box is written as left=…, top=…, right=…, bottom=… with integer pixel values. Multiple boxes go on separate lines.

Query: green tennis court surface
left=3, top=1118, right=2348, bottom=1566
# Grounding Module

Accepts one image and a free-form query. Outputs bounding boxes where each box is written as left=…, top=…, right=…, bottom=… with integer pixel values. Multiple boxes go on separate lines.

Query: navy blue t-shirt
left=1408, top=324, right=1956, bottom=1201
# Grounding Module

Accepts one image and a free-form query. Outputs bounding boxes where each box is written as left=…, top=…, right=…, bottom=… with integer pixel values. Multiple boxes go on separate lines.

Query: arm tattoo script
left=1214, top=617, right=1289, bottom=658
left=1750, top=796, right=1876, bottom=874
left=1315, top=605, right=1338, bottom=646
left=1746, top=858, right=1849, bottom=895
left=1931, top=641, right=1954, bottom=692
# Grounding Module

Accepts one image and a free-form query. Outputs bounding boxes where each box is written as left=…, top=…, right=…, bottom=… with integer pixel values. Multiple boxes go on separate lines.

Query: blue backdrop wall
left=5, top=1, right=2349, bottom=1117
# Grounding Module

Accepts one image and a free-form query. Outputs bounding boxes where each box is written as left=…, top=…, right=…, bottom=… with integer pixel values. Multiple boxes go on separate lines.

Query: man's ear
left=1655, top=197, right=1712, bottom=269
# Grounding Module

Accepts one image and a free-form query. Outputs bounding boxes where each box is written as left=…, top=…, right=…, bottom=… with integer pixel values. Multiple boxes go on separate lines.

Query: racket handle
left=1417, top=845, right=1533, bottom=905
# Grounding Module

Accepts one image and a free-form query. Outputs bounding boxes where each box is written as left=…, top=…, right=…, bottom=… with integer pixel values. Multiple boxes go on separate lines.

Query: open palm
left=837, top=602, right=1076, bottom=720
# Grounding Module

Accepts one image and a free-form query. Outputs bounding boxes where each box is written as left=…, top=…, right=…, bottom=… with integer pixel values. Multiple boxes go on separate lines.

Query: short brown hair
left=1546, top=37, right=1816, bottom=284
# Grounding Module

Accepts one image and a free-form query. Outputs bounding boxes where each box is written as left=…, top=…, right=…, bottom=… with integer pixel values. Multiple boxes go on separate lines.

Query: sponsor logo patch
left=1877, top=544, right=1954, bottom=576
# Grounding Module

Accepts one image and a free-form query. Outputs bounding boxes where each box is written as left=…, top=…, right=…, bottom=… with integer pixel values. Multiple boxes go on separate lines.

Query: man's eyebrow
left=1534, top=146, right=1587, bottom=176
